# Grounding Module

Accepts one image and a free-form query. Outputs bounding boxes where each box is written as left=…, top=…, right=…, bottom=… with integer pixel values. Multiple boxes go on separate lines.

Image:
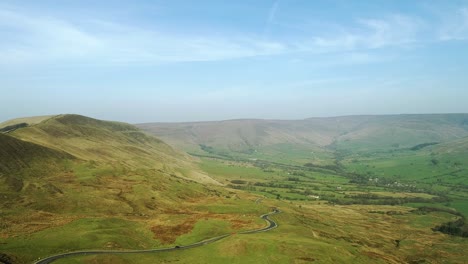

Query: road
left=238, top=209, right=279, bottom=234
left=33, top=210, right=280, bottom=264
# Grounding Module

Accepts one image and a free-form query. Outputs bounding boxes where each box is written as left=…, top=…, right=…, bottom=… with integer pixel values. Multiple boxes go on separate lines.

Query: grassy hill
left=9, top=114, right=178, bottom=164
left=0, top=115, right=54, bottom=129
left=137, top=114, right=468, bottom=165
left=0, top=114, right=264, bottom=263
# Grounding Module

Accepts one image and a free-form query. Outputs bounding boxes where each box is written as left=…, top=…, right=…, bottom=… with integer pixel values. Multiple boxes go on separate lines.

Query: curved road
left=33, top=210, right=280, bottom=264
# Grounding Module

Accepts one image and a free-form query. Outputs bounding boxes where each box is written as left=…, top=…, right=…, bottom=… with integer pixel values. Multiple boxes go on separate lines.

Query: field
left=40, top=200, right=468, bottom=264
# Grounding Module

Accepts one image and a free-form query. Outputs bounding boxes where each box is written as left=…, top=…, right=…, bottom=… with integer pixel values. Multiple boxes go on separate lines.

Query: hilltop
left=0, top=115, right=54, bottom=131
left=8, top=115, right=180, bottom=168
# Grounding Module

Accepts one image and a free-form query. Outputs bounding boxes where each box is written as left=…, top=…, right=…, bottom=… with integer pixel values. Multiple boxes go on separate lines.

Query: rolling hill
left=1, top=114, right=256, bottom=263
left=2, top=113, right=468, bottom=263
left=1, top=114, right=218, bottom=184
left=137, top=114, right=468, bottom=165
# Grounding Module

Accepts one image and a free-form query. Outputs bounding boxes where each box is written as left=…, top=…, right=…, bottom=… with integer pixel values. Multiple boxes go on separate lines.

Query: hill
left=0, top=115, right=54, bottom=132
left=137, top=114, right=468, bottom=165
left=1, top=114, right=256, bottom=263
left=8, top=115, right=182, bottom=169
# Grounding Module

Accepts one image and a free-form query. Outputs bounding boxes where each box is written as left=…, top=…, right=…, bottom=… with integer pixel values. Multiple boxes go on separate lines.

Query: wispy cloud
left=438, top=7, right=468, bottom=41
left=357, top=15, right=422, bottom=47
left=0, top=8, right=286, bottom=65
left=1, top=4, right=465, bottom=67
left=296, top=14, right=424, bottom=53
left=0, top=9, right=102, bottom=62
left=263, top=0, right=281, bottom=37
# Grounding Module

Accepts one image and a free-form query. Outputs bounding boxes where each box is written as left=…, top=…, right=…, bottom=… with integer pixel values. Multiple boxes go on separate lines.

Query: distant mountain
left=137, top=114, right=468, bottom=164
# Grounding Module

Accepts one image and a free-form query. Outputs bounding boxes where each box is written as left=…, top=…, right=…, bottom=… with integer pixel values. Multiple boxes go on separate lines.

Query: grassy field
left=339, top=144, right=468, bottom=217
left=45, top=200, right=468, bottom=264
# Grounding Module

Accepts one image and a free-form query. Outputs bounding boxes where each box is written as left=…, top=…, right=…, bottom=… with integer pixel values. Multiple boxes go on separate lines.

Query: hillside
left=9, top=115, right=177, bottom=164
left=0, top=133, right=72, bottom=174
left=0, top=133, right=73, bottom=195
left=0, top=115, right=54, bottom=130
left=1, top=114, right=257, bottom=264
left=138, top=114, right=468, bottom=165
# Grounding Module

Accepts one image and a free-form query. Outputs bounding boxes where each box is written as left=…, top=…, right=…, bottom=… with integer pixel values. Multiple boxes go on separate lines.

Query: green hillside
left=10, top=115, right=178, bottom=165
left=0, top=115, right=54, bottom=130
left=138, top=114, right=468, bottom=165
left=0, top=133, right=74, bottom=197
left=0, top=114, right=262, bottom=263
left=0, top=133, right=72, bottom=175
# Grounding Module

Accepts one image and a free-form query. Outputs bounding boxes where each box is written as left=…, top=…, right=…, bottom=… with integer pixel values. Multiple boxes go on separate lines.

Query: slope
left=1, top=114, right=263, bottom=264
left=0, top=133, right=72, bottom=175
left=9, top=115, right=178, bottom=166
left=0, top=133, right=74, bottom=196
left=137, top=114, right=468, bottom=165
left=0, top=115, right=54, bottom=130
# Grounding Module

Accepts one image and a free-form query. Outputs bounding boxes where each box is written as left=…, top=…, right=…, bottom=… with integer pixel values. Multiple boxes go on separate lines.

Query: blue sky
left=1, top=0, right=468, bottom=123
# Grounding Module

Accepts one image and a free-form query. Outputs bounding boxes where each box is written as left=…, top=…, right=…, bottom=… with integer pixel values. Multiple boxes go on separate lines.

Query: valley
left=1, top=114, right=468, bottom=263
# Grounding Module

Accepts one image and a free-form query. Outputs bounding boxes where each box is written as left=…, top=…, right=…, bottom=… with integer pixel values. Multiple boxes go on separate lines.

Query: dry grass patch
left=150, top=211, right=256, bottom=244
left=1, top=211, right=76, bottom=237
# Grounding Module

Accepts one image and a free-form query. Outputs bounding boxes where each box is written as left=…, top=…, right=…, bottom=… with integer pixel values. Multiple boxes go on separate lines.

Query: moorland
left=1, top=114, right=468, bottom=263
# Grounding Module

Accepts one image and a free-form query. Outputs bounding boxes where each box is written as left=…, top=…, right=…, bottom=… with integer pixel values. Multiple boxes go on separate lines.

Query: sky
left=1, top=0, right=468, bottom=123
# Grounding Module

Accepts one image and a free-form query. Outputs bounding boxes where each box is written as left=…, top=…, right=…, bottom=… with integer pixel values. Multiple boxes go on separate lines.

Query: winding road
left=33, top=209, right=280, bottom=264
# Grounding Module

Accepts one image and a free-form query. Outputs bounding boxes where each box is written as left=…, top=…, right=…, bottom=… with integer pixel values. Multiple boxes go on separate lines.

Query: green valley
left=1, top=114, right=468, bottom=263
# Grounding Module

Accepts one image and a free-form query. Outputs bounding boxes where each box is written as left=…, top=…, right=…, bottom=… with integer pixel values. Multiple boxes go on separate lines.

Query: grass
left=0, top=115, right=54, bottom=129
left=199, top=159, right=282, bottom=182
left=47, top=201, right=468, bottom=264
left=1, top=218, right=159, bottom=263
left=446, top=200, right=468, bottom=216
left=243, top=143, right=336, bottom=166
left=174, top=219, right=231, bottom=245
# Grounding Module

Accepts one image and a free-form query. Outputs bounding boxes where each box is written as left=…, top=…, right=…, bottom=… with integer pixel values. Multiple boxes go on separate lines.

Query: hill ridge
left=137, top=113, right=468, bottom=165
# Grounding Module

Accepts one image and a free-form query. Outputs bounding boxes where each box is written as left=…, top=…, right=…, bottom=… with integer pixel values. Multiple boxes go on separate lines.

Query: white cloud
left=0, top=10, right=102, bottom=60
left=0, top=8, right=287, bottom=65
left=358, top=14, right=422, bottom=47
left=1, top=5, right=463, bottom=67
